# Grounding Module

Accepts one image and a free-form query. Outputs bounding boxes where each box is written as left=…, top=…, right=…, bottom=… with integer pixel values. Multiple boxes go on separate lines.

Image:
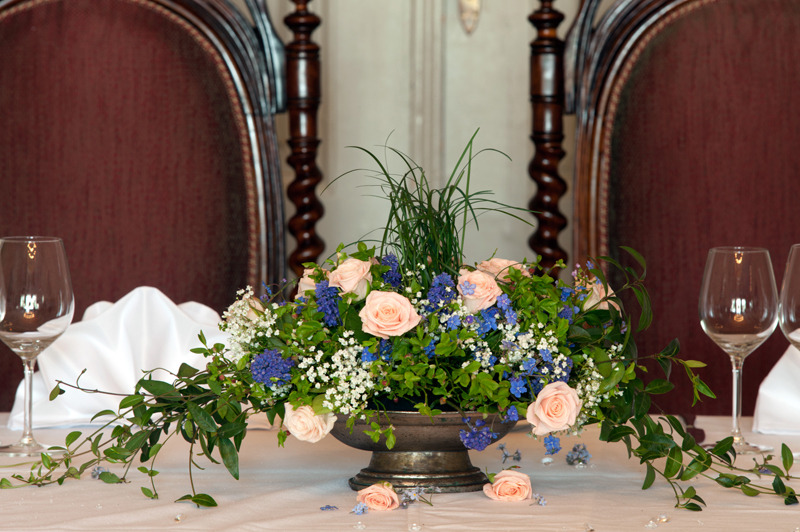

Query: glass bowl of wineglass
left=698, top=246, right=777, bottom=454
left=0, top=236, right=74, bottom=456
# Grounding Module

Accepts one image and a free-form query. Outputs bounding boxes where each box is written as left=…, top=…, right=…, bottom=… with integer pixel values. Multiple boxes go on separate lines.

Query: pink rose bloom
left=476, top=258, right=530, bottom=281
left=526, top=381, right=583, bottom=436
left=244, top=297, right=265, bottom=322
left=359, top=291, right=422, bottom=339
left=457, top=268, right=503, bottom=313
left=356, top=482, right=400, bottom=511
left=283, top=404, right=337, bottom=443
left=296, top=268, right=319, bottom=299
left=582, top=279, right=619, bottom=311
left=483, top=470, right=533, bottom=501
left=329, top=258, right=373, bottom=300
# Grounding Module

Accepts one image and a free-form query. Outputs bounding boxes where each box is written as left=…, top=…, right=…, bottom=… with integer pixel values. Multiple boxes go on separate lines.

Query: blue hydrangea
left=531, top=376, right=544, bottom=395
left=423, top=338, right=436, bottom=358
left=427, top=273, right=456, bottom=309
left=295, top=295, right=307, bottom=313
left=521, top=357, right=538, bottom=375
left=497, top=294, right=512, bottom=310
left=505, top=405, right=519, bottom=422
left=314, top=281, right=341, bottom=327
left=565, top=443, right=591, bottom=465
left=544, top=435, right=561, bottom=455
left=560, top=287, right=574, bottom=301
left=446, top=314, right=461, bottom=330
left=510, top=378, right=527, bottom=398
left=381, top=254, right=402, bottom=288
left=459, top=279, right=476, bottom=295
left=361, top=347, right=377, bottom=363
left=539, top=348, right=553, bottom=363
left=459, top=418, right=498, bottom=451
left=557, top=305, right=577, bottom=324
left=379, top=339, right=393, bottom=361
left=251, top=348, right=295, bottom=388
left=476, top=308, right=499, bottom=336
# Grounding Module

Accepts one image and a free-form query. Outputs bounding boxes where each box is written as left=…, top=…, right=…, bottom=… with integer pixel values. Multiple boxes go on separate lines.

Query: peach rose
left=296, top=268, right=320, bottom=299
left=526, top=381, right=582, bottom=436
left=328, top=258, right=373, bottom=300
left=283, top=404, right=336, bottom=443
left=582, top=279, right=619, bottom=311
left=244, top=297, right=265, bottom=322
left=457, top=269, right=503, bottom=313
left=359, top=291, right=421, bottom=339
left=356, top=482, right=400, bottom=511
left=483, top=470, right=533, bottom=501
left=477, top=258, right=530, bottom=281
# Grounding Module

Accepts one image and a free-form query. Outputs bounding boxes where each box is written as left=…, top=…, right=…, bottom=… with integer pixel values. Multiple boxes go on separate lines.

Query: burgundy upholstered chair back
left=0, top=0, right=285, bottom=409
left=573, top=0, right=800, bottom=415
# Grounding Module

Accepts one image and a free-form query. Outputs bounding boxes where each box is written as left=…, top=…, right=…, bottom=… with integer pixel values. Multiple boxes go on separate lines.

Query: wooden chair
left=529, top=0, right=800, bottom=416
left=0, top=0, right=286, bottom=409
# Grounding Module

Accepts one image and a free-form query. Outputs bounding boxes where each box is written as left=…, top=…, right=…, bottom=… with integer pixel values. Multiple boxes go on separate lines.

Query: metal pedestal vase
left=329, top=411, right=516, bottom=493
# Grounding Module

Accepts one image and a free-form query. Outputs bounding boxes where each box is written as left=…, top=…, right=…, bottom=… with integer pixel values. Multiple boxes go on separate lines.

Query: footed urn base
left=348, top=450, right=488, bottom=493
left=329, top=411, right=516, bottom=493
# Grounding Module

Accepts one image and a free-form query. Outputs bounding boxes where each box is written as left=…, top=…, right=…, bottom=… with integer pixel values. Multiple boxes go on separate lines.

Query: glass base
left=0, top=439, right=65, bottom=458
left=732, top=441, right=773, bottom=455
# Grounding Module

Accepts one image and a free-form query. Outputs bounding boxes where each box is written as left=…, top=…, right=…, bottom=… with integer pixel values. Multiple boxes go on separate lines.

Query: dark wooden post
left=529, top=1, right=568, bottom=273
left=285, top=0, right=325, bottom=277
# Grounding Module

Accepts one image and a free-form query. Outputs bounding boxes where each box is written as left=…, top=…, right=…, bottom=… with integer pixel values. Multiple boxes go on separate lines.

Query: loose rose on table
left=526, top=381, right=582, bottom=436
left=328, top=257, right=373, bottom=300
left=483, top=470, right=533, bottom=501
left=358, top=291, right=422, bottom=338
left=357, top=482, right=400, bottom=511
left=283, top=404, right=337, bottom=443
left=457, top=268, right=503, bottom=313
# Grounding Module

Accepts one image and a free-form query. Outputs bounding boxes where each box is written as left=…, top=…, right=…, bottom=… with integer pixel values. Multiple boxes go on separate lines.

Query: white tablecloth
left=0, top=415, right=797, bottom=531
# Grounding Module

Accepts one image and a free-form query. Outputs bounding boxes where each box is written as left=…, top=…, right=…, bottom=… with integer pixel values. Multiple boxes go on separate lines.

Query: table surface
left=0, top=414, right=797, bottom=531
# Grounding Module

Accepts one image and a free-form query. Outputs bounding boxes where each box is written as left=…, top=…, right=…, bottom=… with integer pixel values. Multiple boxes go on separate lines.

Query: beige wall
left=246, top=0, right=584, bottom=276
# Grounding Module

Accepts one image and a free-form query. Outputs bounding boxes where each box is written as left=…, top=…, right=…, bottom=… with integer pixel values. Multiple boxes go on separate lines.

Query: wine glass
left=779, top=244, right=800, bottom=348
left=699, top=247, right=777, bottom=454
left=0, top=237, right=74, bottom=456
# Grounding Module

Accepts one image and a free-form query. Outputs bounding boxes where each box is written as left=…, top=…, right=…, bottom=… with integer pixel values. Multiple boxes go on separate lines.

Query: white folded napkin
left=8, top=286, right=270, bottom=430
left=753, top=344, right=800, bottom=434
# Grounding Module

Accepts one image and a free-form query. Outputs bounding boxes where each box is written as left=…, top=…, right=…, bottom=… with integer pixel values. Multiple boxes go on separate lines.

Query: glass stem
left=21, top=358, right=36, bottom=446
left=730, top=356, right=745, bottom=444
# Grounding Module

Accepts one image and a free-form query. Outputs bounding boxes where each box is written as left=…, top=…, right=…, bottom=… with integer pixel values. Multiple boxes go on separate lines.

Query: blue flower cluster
left=379, top=339, right=393, bottom=361
left=361, top=347, right=377, bottom=363
left=459, top=418, right=498, bottom=451
left=314, top=280, right=341, bottom=327
left=423, top=339, right=436, bottom=358
left=381, top=254, right=402, bottom=288
left=496, top=294, right=517, bottom=325
left=427, top=273, right=456, bottom=309
left=544, top=434, right=561, bottom=455
left=503, top=405, right=519, bottom=423
left=476, top=308, right=500, bottom=336
left=565, top=443, right=591, bottom=465
left=250, top=348, right=295, bottom=388
left=351, top=502, right=368, bottom=515
left=557, top=305, right=579, bottom=324
left=510, top=378, right=527, bottom=399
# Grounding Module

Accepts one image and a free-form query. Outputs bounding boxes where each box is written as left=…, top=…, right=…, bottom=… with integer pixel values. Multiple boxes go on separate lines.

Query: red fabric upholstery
left=605, top=0, right=800, bottom=415
left=0, top=0, right=257, bottom=408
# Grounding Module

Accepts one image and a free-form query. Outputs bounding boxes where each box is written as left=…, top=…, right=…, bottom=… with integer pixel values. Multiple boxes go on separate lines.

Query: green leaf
left=782, top=443, right=794, bottom=473
left=175, top=493, right=219, bottom=507
left=710, top=437, right=734, bottom=458
left=187, top=402, right=218, bottom=433
left=41, top=453, right=52, bottom=469
left=1, top=478, right=13, bottom=488
left=682, top=502, right=703, bottom=512
left=644, top=379, right=674, bottom=395
left=91, top=410, right=116, bottom=422
left=741, top=484, right=760, bottom=497
left=216, top=422, right=247, bottom=439
left=178, top=363, right=199, bottom=378
left=219, top=437, right=239, bottom=480
left=664, top=445, right=683, bottom=479
left=49, top=384, right=65, bottom=401
left=119, top=395, right=144, bottom=409
left=642, top=463, right=656, bottom=490
left=312, top=394, right=332, bottom=415
left=773, top=475, right=787, bottom=495
left=65, top=431, right=82, bottom=448
left=606, top=426, right=636, bottom=442
left=139, top=379, right=177, bottom=398
left=98, top=471, right=121, bottom=484
left=141, top=486, right=157, bottom=499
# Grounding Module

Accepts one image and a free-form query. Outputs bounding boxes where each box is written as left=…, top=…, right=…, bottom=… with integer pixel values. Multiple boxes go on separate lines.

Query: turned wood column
left=285, top=0, right=324, bottom=277
left=529, top=1, right=568, bottom=273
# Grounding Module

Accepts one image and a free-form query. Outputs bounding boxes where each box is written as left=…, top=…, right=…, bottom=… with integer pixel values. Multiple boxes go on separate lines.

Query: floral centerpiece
left=3, top=133, right=796, bottom=510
